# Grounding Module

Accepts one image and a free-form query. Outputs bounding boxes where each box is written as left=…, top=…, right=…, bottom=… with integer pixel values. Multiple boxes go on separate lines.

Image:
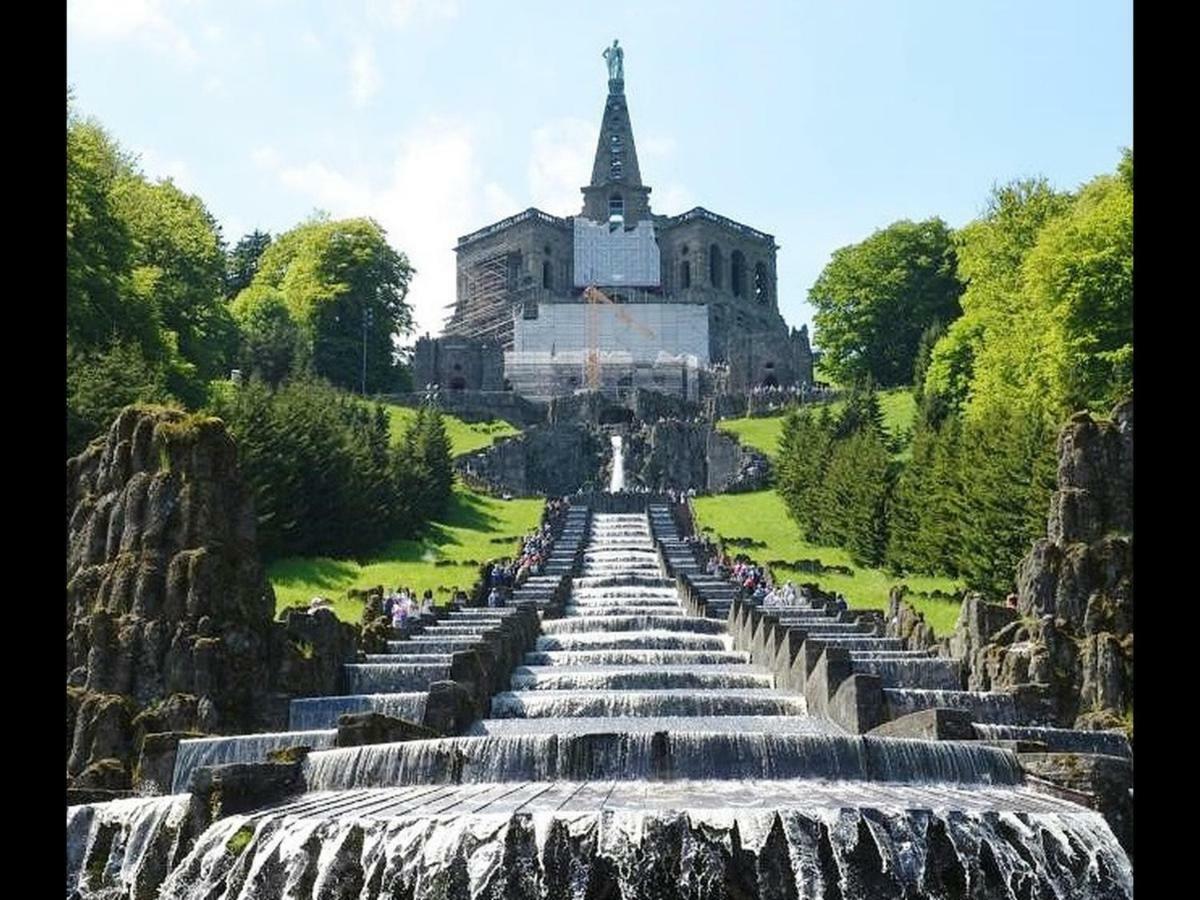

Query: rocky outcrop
left=632, top=420, right=770, bottom=493
left=952, top=398, right=1133, bottom=733
left=885, top=586, right=946, bottom=653
left=66, top=407, right=357, bottom=791
left=456, top=424, right=605, bottom=495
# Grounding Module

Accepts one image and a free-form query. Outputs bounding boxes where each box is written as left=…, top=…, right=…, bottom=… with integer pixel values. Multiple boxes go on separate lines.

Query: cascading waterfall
left=288, top=692, right=429, bottom=731
left=67, top=794, right=204, bottom=897
left=848, top=656, right=965, bottom=691
left=973, top=723, right=1133, bottom=759
left=155, top=788, right=1131, bottom=900
left=883, top=688, right=1020, bottom=724
left=343, top=662, right=453, bottom=693
left=301, top=732, right=1023, bottom=790
left=171, top=729, right=338, bottom=793
left=71, top=508, right=1132, bottom=899
left=609, top=433, right=626, bottom=492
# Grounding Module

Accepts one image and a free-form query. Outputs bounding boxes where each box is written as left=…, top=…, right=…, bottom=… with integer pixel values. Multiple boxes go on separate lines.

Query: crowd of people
left=382, top=587, right=443, bottom=629
left=698, top=544, right=850, bottom=613
left=481, top=503, right=572, bottom=607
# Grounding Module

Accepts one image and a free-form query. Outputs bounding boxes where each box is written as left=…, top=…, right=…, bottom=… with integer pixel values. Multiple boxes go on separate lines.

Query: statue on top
left=603, top=39, right=624, bottom=82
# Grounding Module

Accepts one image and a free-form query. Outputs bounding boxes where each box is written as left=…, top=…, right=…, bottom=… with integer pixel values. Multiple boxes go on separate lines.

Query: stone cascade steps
left=166, top=512, right=579, bottom=794
left=481, top=510, right=828, bottom=732
left=78, top=505, right=1133, bottom=900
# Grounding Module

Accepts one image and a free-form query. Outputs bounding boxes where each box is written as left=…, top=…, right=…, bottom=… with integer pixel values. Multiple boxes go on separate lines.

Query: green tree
left=1021, top=168, right=1132, bottom=413
left=67, top=113, right=158, bottom=358
left=242, top=217, right=415, bottom=393
left=67, top=342, right=175, bottom=456
left=230, top=284, right=302, bottom=385
left=809, top=218, right=964, bottom=387
left=226, top=230, right=273, bottom=299
left=834, top=378, right=885, bottom=440
left=109, top=174, right=236, bottom=401
left=924, top=177, right=1073, bottom=416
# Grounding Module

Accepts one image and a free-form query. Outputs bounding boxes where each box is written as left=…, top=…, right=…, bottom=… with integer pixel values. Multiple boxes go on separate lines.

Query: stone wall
left=952, top=397, right=1134, bottom=733
left=66, top=407, right=357, bottom=791
left=634, top=421, right=770, bottom=493
left=456, top=425, right=606, bottom=496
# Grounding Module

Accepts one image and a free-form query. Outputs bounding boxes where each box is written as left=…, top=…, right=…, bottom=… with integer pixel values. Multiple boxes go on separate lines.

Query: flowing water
left=68, top=509, right=1132, bottom=898
left=609, top=433, right=625, bottom=492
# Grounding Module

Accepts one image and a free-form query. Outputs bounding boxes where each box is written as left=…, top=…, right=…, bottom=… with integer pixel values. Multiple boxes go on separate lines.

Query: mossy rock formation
left=66, top=406, right=356, bottom=790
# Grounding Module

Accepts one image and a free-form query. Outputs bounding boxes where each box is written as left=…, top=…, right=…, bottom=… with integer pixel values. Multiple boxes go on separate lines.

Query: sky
left=67, top=0, right=1133, bottom=346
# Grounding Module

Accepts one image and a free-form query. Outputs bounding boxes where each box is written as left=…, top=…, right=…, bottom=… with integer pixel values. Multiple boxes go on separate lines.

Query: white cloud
left=136, top=146, right=199, bottom=195
left=529, top=118, right=594, bottom=215
left=349, top=43, right=381, bottom=107
left=299, top=29, right=322, bottom=51
left=259, top=118, right=491, bottom=338
left=371, top=0, right=461, bottom=28
left=640, top=135, right=677, bottom=159
left=251, top=146, right=280, bottom=169
left=655, top=183, right=696, bottom=215
left=277, top=161, right=372, bottom=210
left=68, top=0, right=198, bottom=63
left=483, top=182, right=519, bottom=220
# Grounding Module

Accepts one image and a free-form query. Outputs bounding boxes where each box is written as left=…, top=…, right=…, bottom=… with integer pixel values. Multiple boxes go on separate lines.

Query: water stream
left=609, top=433, right=625, bottom=492
left=68, top=508, right=1133, bottom=898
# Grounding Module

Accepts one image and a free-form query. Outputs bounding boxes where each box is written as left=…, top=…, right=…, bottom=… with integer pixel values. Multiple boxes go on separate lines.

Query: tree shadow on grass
left=268, top=556, right=360, bottom=591
left=436, top=489, right=503, bottom=533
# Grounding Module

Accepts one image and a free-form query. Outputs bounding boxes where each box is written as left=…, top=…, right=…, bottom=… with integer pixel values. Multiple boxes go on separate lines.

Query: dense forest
left=782, top=152, right=1132, bottom=596
left=67, top=96, right=449, bottom=560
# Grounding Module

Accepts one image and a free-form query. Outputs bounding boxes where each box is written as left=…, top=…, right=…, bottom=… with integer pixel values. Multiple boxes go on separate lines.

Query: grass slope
left=269, top=485, right=543, bottom=623
left=692, top=489, right=963, bottom=636
left=384, top=405, right=520, bottom=457
left=717, top=388, right=917, bottom=460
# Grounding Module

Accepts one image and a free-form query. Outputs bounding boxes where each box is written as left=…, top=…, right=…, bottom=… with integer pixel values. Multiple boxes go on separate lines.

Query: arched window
left=681, top=260, right=691, bottom=289
left=609, top=193, right=624, bottom=226
left=709, top=244, right=723, bottom=289
left=542, top=260, right=552, bottom=289
left=754, top=263, right=769, bottom=305
left=731, top=251, right=746, bottom=298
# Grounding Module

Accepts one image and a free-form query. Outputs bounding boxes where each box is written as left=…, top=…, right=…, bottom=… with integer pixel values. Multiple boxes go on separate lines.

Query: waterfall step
left=972, top=724, right=1133, bottom=759
left=172, top=729, right=338, bottom=793
left=385, top=639, right=482, bottom=654
left=523, top=649, right=750, bottom=666
left=467, top=715, right=841, bottom=736
left=536, top=631, right=730, bottom=651
left=508, top=664, right=775, bottom=691
left=344, top=663, right=452, bottom=693
left=364, top=653, right=453, bottom=663
left=289, top=693, right=429, bottom=731
left=850, top=657, right=964, bottom=691
left=883, top=688, right=1019, bottom=724
left=302, top=731, right=1023, bottom=790
left=540, top=614, right=726, bottom=635
left=490, top=688, right=806, bottom=719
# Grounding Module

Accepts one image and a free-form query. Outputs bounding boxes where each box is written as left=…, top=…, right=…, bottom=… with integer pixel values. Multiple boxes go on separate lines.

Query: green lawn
left=692, top=489, right=963, bottom=637
left=384, top=405, right=520, bottom=457
left=717, top=387, right=917, bottom=461
left=269, top=485, right=544, bottom=623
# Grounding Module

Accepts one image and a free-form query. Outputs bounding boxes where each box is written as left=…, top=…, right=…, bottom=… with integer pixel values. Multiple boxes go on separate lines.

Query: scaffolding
left=443, top=241, right=521, bottom=347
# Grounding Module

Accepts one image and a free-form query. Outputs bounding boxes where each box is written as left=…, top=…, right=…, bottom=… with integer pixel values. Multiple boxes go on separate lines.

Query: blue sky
left=67, top=0, right=1132, bottom=345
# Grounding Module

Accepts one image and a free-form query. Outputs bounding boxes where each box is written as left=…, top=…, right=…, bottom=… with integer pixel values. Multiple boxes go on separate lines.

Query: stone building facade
left=417, top=59, right=813, bottom=397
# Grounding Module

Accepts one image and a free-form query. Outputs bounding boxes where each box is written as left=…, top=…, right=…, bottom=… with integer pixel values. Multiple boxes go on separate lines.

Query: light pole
left=361, top=307, right=373, bottom=396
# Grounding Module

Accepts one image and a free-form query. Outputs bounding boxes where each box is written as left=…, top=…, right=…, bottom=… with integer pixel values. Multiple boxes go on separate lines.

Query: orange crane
left=582, top=285, right=657, bottom=391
